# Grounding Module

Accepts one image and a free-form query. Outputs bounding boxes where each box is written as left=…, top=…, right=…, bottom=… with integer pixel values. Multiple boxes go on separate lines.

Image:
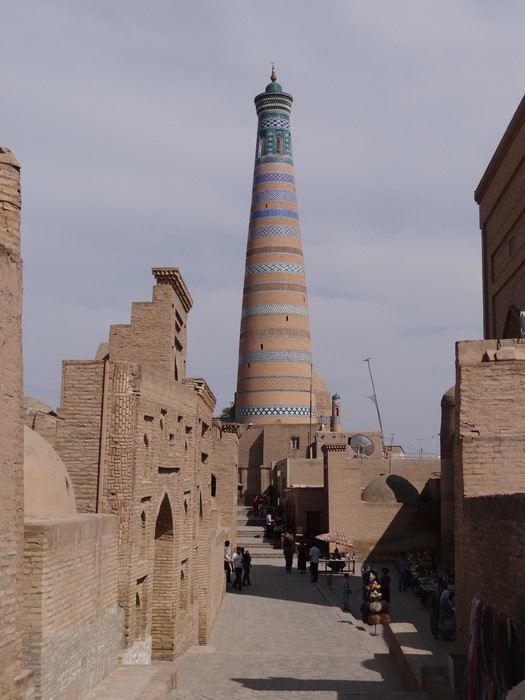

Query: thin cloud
left=1, top=2, right=521, bottom=451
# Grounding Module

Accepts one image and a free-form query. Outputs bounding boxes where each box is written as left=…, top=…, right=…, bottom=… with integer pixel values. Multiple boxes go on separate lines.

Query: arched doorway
left=152, top=494, right=174, bottom=660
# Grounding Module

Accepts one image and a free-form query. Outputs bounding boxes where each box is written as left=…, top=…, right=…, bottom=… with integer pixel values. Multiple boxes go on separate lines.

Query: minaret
left=330, top=393, right=341, bottom=433
left=235, top=69, right=314, bottom=424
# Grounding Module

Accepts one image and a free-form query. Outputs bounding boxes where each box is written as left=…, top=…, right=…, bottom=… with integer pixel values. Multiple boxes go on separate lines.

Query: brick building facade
left=53, top=267, right=239, bottom=664
left=453, top=340, right=525, bottom=664
left=447, top=94, right=525, bottom=680
left=475, top=95, right=525, bottom=340
left=0, top=146, right=239, bottom=697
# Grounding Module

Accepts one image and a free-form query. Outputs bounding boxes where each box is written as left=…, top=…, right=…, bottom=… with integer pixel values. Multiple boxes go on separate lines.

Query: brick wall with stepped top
left=234, top=506, right=282, bottom=559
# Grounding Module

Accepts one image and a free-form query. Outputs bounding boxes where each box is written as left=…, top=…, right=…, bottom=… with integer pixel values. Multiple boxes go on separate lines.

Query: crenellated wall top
left=184, top=377, right=216, bottom=412
left=152, top=267, right=193, bottom=312
left=321, top=443, right=347, bottom=453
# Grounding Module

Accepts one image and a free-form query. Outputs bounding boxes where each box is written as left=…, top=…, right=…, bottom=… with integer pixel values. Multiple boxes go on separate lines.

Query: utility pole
left=308, top=363, right=313, bottom=458
left=389, top=433, right=394, bottom=474
left=363, top=357, right=385, bottom=453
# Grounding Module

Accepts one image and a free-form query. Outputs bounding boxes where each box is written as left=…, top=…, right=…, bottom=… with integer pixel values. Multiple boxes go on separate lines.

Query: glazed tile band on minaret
left=235, top=69, right=314, bottom=424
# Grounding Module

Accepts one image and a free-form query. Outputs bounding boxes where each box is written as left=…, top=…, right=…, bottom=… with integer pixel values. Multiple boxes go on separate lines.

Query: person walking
left=342, top=573, right=352, bottom=611
left=242, top=548, right=252, bottom=586
left=297, top=541, right=308, bottom=573
left=283, top=535, right=294, bottom=573
left=231, top=546, right=243, bottom=591
left=265, top=511, right=274, bottom=539
left=327, top=565, right=333, bottom=590
left=309, top=543, right=321, bottom=583
left=224, top=540, right=233, bottom=586
left=380, top=567, right=391, bottom=603
left=395, top=552, right=409, bottom=592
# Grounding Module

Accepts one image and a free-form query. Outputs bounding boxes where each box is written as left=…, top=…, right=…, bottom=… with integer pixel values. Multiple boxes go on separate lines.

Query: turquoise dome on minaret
left=265, top=66, right=282, bottom=93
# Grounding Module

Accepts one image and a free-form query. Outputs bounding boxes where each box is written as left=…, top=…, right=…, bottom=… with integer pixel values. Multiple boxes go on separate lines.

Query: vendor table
left=318, top=558, right=355, bottom=576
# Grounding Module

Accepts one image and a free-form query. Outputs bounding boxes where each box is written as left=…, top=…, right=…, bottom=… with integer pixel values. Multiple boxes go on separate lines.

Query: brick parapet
left=55, top=361, right=105, bottom=513
left=152, top=267, right=193, bottom=312
left=22, top=515, right=119, bottom=699
left=185, top=377, right=216, bottom=413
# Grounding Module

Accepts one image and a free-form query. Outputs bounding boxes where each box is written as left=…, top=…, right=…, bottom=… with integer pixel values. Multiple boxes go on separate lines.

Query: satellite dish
left=350, top=434, right=374, bottom=457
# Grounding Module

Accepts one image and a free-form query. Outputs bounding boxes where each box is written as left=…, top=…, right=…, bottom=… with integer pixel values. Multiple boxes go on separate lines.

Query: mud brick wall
left=324, top=445, right=440, bottom=560
left=455, top=495, right=525, bottom=658
left=55, top=361, right=105, bottom=512
left=109, top=273, right=190, bottom=381
left=455, top=340, right=525, bottom=658
left=324, top=444, right=360, bottom=542
left=0, top=148, right=26, bottom=698
left=357, top=502, right=440, bottom=559
left=22, top=515, right=120, bottom=700
left=52, top=269, right=236, bottom=668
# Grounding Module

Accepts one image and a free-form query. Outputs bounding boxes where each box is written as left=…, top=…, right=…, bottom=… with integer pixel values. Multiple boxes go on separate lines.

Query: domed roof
left=332, top=393, right=341, bottom=401
left=265, top=80, right=282, bottom=93
left=361, top=474, right=419, bottom=504
left=24, top=426, right=77, bottom=518
left=23, top=396, right=55, bottom=415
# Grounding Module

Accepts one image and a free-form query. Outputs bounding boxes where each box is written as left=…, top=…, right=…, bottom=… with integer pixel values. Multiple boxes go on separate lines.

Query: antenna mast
left=363, top=357, right=385, bottom=452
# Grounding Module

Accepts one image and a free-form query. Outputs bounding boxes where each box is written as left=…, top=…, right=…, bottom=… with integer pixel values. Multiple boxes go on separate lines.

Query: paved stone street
left=169, top=560, right=429, bottom=700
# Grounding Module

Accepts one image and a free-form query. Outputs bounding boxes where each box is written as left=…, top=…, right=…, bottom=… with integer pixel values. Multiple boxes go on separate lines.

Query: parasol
left=315, top=531, right=354, bottom=548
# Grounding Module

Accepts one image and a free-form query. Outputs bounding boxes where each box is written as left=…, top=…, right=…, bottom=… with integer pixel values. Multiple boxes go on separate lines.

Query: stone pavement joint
left=168, top=560, right=441, bottom=699
left=83, top=560, right=455, bottom=699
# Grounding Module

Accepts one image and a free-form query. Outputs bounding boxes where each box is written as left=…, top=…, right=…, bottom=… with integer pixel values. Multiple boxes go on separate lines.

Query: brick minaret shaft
left=235, top=70, right=314, bottom=424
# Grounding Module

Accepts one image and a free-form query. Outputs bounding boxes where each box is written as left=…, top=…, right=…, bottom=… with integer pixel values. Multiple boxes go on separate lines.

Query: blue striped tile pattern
left=238, top=349, right=312, bottom=363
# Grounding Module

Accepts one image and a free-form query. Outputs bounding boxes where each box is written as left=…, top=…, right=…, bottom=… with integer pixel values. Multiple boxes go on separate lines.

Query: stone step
left=236, top=524, right=265, bottom=532
left=236, top=531, right=265, bottom=540
left=235, top=539, right=274, bottom=549
left=236, top=515, right=265, bottom=523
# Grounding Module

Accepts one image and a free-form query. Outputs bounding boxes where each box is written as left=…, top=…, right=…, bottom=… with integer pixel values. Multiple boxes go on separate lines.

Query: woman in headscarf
left=438, top=587, right=456, bottom=640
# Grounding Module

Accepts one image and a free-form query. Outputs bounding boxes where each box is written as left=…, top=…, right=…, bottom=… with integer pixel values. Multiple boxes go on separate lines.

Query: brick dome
left=24, top=426, right=77, bottom=518
left=361, top=474, right=420, bottom=504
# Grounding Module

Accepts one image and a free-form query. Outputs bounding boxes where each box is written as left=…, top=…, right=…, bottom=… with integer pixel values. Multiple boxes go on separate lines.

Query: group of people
left=251, top=486, right=275, bottom=517
left=226, top=531, right=454, bottom=636
left=279, top=538, right=321, bottom=580
left=224, top=540, right=252, bottom=592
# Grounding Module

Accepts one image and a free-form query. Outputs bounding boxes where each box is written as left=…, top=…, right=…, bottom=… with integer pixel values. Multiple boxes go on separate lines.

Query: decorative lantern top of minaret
left=265, top=65, right=282, bottom=93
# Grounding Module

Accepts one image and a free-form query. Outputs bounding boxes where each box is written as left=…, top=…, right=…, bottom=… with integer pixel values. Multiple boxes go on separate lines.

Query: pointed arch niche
left=152, top=494, right=175, bottom=660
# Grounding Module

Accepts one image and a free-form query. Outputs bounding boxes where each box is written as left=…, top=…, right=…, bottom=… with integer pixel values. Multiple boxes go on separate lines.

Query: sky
left=2, top=1, right=524, bottom=457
